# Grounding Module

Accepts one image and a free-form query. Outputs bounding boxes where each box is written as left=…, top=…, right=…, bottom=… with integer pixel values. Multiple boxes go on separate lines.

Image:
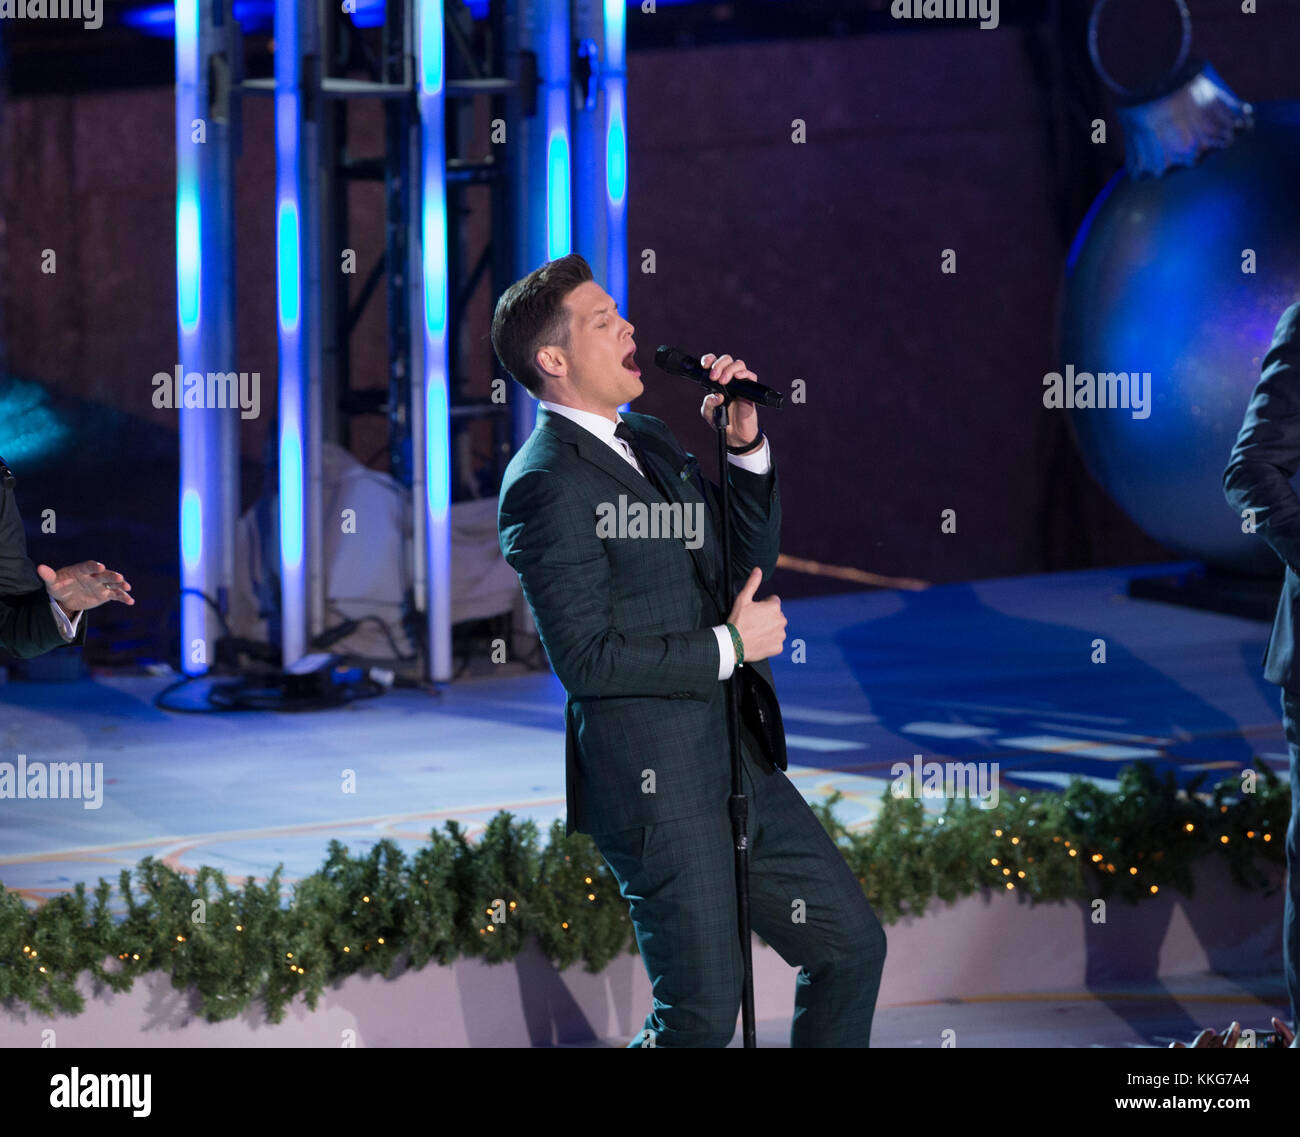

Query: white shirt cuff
left=726, top=435, right=771, bottom=475
left=713, top=623, right=736, bottom=680
left=50, top=599, right=81, bottom=641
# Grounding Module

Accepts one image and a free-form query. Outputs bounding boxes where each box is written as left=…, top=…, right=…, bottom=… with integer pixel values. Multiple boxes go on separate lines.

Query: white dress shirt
left=538, top=399, right=771, bottom=681
left=50, top=598, right=82, bottom=642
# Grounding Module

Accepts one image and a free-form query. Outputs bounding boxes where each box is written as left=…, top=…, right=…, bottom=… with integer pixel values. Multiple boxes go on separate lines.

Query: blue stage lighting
left=181, top=488, right=203, bottom=573
left=548, top=127, right=571, bottom=260
left=275, top=198, right=300, bottom=334
left=0, top=379, right=70, bottom=466
left=418, top=0, right=452, bottom=679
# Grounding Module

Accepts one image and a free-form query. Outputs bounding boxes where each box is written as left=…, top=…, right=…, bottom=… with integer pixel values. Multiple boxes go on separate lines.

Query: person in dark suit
left=494, top=254, right=886, bottom=1047
left=0, top=456, right=133, bottom=658
left=1223, top=301, right=1300, bottom=1038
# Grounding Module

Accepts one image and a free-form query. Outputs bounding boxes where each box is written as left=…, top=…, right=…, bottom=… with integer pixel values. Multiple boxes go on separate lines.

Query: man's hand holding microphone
left=696, top=349, right=783, bottom=665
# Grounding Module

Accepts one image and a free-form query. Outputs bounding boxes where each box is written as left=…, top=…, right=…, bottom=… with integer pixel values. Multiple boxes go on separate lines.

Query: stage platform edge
left=0, top=855, right=1282, bottom=1047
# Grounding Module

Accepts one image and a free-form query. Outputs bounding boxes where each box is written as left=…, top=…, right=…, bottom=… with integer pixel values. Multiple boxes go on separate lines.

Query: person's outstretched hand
left=37, top=561, right=134, bottom=615
left=1170, top=1019, right=1297, bottom=1047
left=1170, top=1021, right=1240, bottom=1048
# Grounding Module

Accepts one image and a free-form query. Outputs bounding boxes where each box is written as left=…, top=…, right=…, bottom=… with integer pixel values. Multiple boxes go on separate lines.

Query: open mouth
left=622, top=349, right=640, bottom=375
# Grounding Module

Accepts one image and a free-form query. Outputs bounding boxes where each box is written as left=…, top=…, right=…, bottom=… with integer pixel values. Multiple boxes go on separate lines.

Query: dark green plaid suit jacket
left=0, top=478, right=88, bottom=659
left=498, top=405, right=781, bottom=836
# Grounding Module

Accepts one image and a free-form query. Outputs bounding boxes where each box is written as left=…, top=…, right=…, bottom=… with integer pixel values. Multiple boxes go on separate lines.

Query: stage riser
left=1, top=857, right=1281, bottom=1046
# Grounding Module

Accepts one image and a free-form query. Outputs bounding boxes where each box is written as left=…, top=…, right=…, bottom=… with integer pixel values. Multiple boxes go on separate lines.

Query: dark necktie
left=614, top=420, right=672, bottom=501
left=615, top=419, right=724, bottom=613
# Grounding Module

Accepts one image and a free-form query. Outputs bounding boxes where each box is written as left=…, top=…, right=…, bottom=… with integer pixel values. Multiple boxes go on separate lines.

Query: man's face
left=537, top=280, right=641, bottom=417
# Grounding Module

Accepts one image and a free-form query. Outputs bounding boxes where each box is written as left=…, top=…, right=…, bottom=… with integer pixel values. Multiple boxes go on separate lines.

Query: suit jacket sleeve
left=0, top=594, right=82, bottom=659
left=0, top=484, right=85, bottom=659
left=713, top=456, right=780, bottom=590
left=1224, top=303, right=1300, bottom=573
left=499, top=467, right=722, bottom=700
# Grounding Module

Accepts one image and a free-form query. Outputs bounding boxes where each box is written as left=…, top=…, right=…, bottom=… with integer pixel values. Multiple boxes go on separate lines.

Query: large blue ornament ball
left=1061, top=102, right=1300, bottom=574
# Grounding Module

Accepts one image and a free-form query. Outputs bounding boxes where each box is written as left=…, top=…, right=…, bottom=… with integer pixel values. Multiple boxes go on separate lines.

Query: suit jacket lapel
left=536, top=407, right=725, bottom=618
left=536, top=405, right=654, bottom=505
left=631, top=425, right=723, bottom=604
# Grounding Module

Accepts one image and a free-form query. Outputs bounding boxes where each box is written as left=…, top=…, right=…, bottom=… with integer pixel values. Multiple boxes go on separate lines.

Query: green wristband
left=725, top=622, right=745, bottom=667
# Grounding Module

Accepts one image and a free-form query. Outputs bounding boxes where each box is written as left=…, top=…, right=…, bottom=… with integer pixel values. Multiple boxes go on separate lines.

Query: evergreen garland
left=0, top=759, right=1288, bottom=1024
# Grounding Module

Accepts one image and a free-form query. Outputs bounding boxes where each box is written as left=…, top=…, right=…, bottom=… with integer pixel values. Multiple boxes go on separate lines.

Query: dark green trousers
left=593, top=744, right=887, bottom=1047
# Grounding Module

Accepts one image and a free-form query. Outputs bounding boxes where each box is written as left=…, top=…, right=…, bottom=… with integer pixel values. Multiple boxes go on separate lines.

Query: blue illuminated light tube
left=175, top=0, right=204, bottom=671
left=274, top=0, right=306, bottom=665
left=419, top=0, right=451, bottom=679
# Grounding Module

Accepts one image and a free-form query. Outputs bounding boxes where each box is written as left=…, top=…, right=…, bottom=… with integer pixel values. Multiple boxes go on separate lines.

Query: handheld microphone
left=655, top=346, right=784, bottom=408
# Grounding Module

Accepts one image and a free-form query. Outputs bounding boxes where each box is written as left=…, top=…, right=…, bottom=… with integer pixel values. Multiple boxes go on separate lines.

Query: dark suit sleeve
left=0, top=485, right=81, bottom=659
left=715, top=454, right=780, bottom=591
left=1224, top=303, right=1300, bottom=572
left=0, top=593, right=79, bottom=658
left=499, top=467, right=721, bottom=700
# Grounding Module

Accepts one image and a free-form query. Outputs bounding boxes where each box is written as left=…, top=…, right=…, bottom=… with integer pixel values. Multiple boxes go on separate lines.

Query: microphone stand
left=711, top=393, right=757, bottom=1049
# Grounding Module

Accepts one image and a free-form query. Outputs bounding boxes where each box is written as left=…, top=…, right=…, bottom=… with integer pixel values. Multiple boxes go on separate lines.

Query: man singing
left=0, top=455, right=133, bottom=658
left=494, top=253, right=886, bottom=1047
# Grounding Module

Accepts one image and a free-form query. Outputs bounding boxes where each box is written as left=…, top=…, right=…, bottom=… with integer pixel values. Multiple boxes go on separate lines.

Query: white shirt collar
left=539, top=400, right=629, bottom=449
